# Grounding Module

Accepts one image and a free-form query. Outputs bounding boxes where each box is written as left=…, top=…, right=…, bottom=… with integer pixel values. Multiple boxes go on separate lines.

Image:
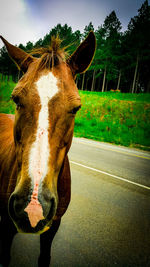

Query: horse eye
left=11, top=96, right=23, bottom=109
left=11, top=95, right=19, bottom=104
left=69, top=105, right=81, bottom=115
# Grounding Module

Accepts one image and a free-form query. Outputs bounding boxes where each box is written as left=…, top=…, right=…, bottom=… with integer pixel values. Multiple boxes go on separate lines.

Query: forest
left=0, top=0, right=150, bottom=93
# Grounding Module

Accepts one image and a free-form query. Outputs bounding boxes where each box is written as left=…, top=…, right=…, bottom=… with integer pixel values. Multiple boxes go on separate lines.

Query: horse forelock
left=13, top=37, right=68, bottom=95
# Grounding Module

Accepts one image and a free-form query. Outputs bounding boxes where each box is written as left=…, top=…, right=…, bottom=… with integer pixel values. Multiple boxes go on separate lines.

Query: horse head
left=0, top=32, right=96, bottom=234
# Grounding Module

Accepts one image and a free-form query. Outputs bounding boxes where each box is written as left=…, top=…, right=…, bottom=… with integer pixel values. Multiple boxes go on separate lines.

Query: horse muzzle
left=8, top=188, right=57, bottom=234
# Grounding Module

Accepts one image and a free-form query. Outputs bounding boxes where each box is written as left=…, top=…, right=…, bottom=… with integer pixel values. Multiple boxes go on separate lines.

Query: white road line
left=73, top=138, right=150, bottom=160
left=74, top=137, right=150, bottom=160
left=70, top=160, right=150, bottom=191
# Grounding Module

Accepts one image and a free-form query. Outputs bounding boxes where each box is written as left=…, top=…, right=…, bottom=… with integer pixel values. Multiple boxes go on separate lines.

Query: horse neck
left=0, top=114, right=17, bottom=205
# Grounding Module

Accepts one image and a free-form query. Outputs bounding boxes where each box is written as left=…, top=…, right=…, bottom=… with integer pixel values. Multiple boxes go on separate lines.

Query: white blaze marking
left=25, top=72, right=59, bottom=227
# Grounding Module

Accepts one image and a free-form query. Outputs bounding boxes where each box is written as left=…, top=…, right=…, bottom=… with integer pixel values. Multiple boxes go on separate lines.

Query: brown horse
left=0, top=32, right=96, bottom=266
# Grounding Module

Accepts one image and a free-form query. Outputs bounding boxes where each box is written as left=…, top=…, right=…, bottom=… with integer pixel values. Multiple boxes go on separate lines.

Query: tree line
left=0, top=0, right=150, bottom=93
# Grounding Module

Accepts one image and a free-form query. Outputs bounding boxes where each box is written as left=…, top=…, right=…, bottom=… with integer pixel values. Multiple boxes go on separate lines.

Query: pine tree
left=126, top=0, right=150, bottom=92
left=97, top=11, right=122, bottom=91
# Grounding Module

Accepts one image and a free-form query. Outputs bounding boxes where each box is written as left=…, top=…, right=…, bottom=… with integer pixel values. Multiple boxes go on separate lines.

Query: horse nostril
left=46, top=197, right=56, bottom=221
left=39, top=187, right=57, bottom=218
left=9, top=193, right=27, bottom=219
left=42, top=187, right=53, bottom=203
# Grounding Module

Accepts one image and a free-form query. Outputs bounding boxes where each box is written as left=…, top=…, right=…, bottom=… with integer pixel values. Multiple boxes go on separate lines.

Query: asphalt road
left=7, top=138, right=150, bottom=266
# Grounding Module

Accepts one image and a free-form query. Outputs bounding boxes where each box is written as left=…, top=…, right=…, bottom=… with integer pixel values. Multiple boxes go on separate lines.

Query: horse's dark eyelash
left=11, top=96, right=19, bottom=103
left=69, top=105, right=81, bottom=114
left=16, top=104, right=23, bottom=110
left=11, top=96, right=24, bottom=109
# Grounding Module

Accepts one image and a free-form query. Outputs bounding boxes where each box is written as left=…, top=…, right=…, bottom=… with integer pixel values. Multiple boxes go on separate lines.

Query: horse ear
left=67, top=31, right=96, bottom=75
left=0, top=36, right=34, bottom=73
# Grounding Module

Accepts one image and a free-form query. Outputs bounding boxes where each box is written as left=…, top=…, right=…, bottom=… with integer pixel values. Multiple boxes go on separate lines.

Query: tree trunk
left=132, top=55, right=139, bottom=94
left=135, top=71, right=139, bottom=93
left=117, top=70, right=121, bottom=90
left=97, top=75, right=101, bottom=92
left=85, top=78, right=88, bottom=91
left=105, top=79, right=108, bottom=92
left=91, top=69, right=96, bottom=91
left=81, top=72, right=85, bottom=90
left=102, top=66, right=106, bottom=92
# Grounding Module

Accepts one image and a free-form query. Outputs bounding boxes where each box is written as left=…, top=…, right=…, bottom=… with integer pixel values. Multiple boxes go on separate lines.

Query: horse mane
left=12, top=36, right=69, bottom=95
left=29, top=35, right=68, bottom=71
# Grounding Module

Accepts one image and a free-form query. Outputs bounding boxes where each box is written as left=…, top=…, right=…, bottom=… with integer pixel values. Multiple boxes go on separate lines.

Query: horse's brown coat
left=0, top=31, right=96, bottom=266
left=0, top=112, right=71, bottom=219
left=0, top=114, right=17, bottom=208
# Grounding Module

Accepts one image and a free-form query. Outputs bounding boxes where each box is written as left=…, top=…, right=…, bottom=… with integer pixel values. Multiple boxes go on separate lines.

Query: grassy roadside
left=0, top=80, right=150, bottom=150
left=74, top=91, right=150, bottom=150
left=0, top=79, right=16, bottom=113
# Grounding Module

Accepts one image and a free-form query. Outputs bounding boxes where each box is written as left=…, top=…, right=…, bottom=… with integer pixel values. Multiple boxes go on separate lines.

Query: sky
left=0, top=0, right=148, bottom=48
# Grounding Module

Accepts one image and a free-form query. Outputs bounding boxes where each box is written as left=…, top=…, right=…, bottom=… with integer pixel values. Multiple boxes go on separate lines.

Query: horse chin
left=14, top=217, right=53, bottom=234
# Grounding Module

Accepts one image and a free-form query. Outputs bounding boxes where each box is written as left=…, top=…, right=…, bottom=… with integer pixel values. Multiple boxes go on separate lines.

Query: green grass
left=0, top=79, right=150, bottom=150
left=78, top=90, right=150, bottom=102
left=0, top=79, right=16, bottom=113
left=74, top=91, right=150, bottom=150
